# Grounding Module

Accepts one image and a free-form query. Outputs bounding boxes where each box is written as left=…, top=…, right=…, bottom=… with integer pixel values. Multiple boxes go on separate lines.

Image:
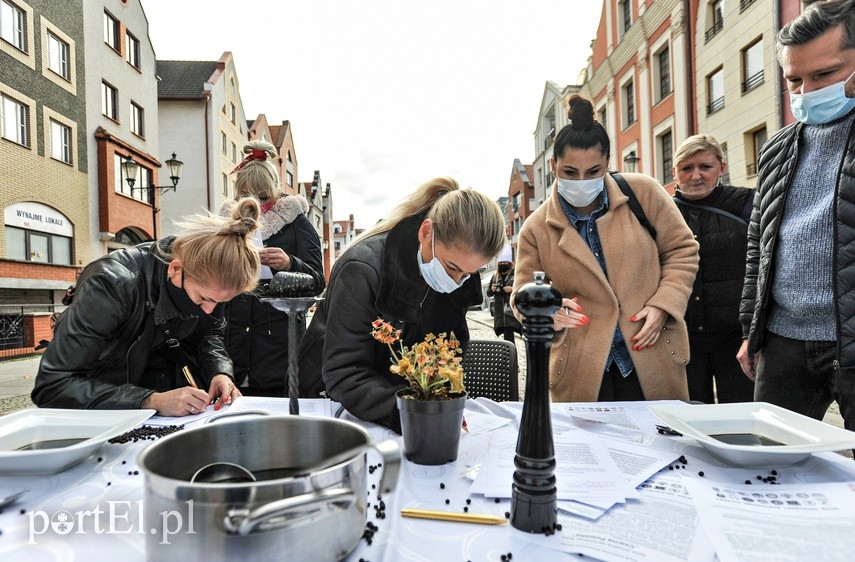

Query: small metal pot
left=137, top=414, right=400, bottom=562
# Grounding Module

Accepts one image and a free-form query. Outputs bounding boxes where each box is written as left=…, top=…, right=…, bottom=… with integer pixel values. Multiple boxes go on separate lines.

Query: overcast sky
left=140, top=1, right=602, bottom=229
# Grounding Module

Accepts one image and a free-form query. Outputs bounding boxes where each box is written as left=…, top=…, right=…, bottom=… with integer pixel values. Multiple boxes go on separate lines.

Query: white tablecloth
left=2, top=399, right=855, bottom=561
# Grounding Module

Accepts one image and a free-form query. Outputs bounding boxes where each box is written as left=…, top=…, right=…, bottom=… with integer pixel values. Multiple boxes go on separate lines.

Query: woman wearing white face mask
left=297, top=178, right=505, bottom=432
left=514, top=94, right=699, bottom=403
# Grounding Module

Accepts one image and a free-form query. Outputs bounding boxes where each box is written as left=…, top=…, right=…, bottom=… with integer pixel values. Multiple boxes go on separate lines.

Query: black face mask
left=165, top=271, right=207, bottom=317
left=498, top=264, right=511, bottom=275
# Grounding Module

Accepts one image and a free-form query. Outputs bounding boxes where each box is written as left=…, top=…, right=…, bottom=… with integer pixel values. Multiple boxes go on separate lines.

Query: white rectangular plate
left=0, top=408, right=155, bottom=475
left=648, top=402, right=855, bottom=467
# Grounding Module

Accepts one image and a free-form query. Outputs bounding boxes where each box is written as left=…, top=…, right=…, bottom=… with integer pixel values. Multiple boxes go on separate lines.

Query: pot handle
left=224, top=487, right=355, bottom=536
left=373, top=438, right=401, bottom=499
left=204, top=409, right=270, bottom=425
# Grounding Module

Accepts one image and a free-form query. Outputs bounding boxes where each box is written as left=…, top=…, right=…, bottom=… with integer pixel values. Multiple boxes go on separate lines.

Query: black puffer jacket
left=740, top=115, right=855, bottom=364
left=32, top=239, right=233, bottom=409
left=223, top=195, right=324, bottom=392
left=676, top=185, right=753, bottom=335
left=296, top=213, right=482, bottom=433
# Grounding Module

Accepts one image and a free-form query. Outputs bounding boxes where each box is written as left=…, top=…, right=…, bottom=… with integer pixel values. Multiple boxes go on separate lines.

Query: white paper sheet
left=471, top=430, right=637, bottom=503
left=227, top=396, right=333, bottom=417
left=145, top=403, right=227, bottom=426
left=684, top=479, right=855, bottom=562
left=460, top=410, right=512, bottom=437
left=254, top=229, right=273, bottom=279
left=521, top=472, right=716, bottom=562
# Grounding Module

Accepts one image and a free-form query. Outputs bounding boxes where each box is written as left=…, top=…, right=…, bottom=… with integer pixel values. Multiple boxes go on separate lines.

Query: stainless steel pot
left=137, top=413, right=400, bottom=562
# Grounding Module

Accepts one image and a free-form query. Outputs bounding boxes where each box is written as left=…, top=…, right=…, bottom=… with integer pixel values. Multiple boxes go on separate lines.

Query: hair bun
left=227, top=197, right=261, bottom=238
left=567, top=94, right=595, bottom=129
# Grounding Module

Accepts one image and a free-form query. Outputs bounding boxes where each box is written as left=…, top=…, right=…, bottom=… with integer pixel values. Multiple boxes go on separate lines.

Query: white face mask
left=417, top=230, right=469, bottom=293
left=790, top=67, right=855, bottom=125
left=556, top=175, right=605, bottom=207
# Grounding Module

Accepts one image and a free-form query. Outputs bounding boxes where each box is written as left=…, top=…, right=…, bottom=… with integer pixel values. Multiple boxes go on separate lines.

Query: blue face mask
left=790, top=68, right=855, bottom=125
left=417, top=230, right=469, bottom=293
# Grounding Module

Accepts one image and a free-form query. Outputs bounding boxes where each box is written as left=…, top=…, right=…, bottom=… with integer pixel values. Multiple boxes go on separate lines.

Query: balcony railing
left=746, top=162, right=757, bottom=176
left=739, top=0, right=757, bottom=12
left=707, top=96, right=725, bottom=115
left=741, top=70, right=764, bottom=94
left=705, top=19, right=724, bottom=43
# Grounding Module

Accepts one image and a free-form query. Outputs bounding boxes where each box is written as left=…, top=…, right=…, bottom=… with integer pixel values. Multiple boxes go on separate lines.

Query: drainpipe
left=203, top=88, right=212, bottom=211
left=774, top=0, right=784, bottom=129
left=684, top=0, right=695, bottom=135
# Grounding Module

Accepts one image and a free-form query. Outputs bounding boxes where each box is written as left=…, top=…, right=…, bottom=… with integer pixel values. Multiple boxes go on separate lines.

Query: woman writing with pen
left=32, top=199, right=262, bottom=416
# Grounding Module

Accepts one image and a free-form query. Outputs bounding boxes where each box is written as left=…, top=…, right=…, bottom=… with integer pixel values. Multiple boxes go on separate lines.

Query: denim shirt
left=559, top=190, right=635, bottom=378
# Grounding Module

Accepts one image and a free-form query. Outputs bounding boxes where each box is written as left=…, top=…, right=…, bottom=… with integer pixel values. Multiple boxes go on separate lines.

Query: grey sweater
left=768, top=112, right=855, bottom=341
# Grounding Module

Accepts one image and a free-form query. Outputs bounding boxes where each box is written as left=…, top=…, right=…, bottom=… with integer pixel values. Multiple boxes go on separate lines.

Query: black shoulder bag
left=609, top=171, right=657, bottom=240
left=672, top=197, right=749, bottom=226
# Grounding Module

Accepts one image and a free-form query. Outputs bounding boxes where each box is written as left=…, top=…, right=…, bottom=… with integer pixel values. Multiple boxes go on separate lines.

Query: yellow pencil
left=400, top=508, right=507, bottom=525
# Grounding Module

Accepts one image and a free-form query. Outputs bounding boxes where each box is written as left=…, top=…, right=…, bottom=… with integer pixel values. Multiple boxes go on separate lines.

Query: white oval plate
left=0, top=408, right=155, bottom=475
left=648, top=402, right=855, bottom=468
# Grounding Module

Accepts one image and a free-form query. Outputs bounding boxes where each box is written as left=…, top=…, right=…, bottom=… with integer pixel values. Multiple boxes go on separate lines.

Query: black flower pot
left=396, top=390, right=466, bottom=465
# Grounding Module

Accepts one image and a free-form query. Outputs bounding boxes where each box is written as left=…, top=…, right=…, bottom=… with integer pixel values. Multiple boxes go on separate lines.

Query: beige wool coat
left=514, top=173, right=699, bottom=403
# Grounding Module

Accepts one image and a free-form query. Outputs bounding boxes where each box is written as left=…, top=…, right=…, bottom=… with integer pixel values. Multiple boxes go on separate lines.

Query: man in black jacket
left=738, top=0, right=855, bottom=430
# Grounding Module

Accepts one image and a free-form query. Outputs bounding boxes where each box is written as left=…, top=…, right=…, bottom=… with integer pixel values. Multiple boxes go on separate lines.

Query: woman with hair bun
left=32, top=198, right=262, bottom=416
left=298, top=178, right=506, bottom=432
left=514, top=94, right=699, bottom=403
left=222, top=140, right=324, bottom=396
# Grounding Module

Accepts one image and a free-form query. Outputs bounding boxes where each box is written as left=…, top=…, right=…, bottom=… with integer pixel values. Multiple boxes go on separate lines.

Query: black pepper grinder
left=511, top=271, right=561, bottom=534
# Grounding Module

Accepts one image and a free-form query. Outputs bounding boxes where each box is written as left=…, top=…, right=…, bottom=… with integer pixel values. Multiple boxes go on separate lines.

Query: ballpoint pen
left=400, top=508, right=507, bottom=525
left=182, top=366, right=200, bottom=389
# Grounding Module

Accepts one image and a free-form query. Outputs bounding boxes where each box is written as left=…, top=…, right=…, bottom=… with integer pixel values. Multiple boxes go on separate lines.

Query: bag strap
left=609, top=171, right=657, bottom=240
left=672, top=197, right=749, bottom=226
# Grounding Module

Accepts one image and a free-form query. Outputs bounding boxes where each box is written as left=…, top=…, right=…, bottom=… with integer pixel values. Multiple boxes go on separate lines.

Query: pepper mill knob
left=514, top=271, right=562, bottom=321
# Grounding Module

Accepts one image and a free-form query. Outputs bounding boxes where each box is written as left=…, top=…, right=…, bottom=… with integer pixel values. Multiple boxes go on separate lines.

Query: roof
left=513, top=159, right=530, bottom=183
left=156, top=61, right=218, bottom=98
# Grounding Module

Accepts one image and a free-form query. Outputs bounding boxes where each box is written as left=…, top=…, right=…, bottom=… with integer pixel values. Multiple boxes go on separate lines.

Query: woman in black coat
left=672, top=134, right=755, bottom=404
left=223, top=141, right=325, bottom=396
left=32, top=199, right=262, bottom=415
left=486, top=244, right=522, bottom=342
left=297, top=178, right=506, bottom=432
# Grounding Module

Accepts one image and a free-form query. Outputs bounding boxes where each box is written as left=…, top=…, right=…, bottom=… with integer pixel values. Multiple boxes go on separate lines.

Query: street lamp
left=122, top=152, right=183, bottom=240
left=623, top=150, right=639, bottom=173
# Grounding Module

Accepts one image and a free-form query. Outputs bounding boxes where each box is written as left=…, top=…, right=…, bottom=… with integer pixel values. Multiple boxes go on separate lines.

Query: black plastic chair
left=461, top=339, right=519, bottom=402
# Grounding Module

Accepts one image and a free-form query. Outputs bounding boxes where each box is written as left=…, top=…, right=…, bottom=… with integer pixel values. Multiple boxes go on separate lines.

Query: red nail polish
left=577, top=304, right=585, bottom=313
left=630, top=315, right=637, bottom=321
left=631, top=337, right=637, bottom=342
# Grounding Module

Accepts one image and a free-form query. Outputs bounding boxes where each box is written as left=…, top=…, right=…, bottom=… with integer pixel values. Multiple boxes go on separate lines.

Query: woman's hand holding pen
left=208, top=374, right=242, bottom=411
left=553, top=297, right=588, bottom=330
left=141, top=386, right=211, bottom=417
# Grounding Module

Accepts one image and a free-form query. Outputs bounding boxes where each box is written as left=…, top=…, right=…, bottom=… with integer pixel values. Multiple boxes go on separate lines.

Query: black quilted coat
left=740, top=116, right=855, bottom=365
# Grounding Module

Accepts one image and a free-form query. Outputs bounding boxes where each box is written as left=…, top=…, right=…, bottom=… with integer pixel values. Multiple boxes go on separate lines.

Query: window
left=231, top=142, right=237, bottom=163
left=286, top=171, right=294, bottom=186
left=705, top=0, right=724, bottom=42
left=657, top=46, right=671, bottom=101
left=103, top=11, right=119, bottom=51
left=739, top=0, right=757, bottom=12
left=221, top=131, right=227, bottom=154
left=720, top=142, right=731, bottom=185
left=125, top=31, right=140, bottom=68
left=49, top=119, right=70, bottom=164
left=130, top=102, right=143, bottom=137
left=222, top=173, right=228, bottom=196
left=2, top=94, right=27, bottom=145
left=746, top=127, right=767, bottom=176
left=742, top=38, right=764, bottom=93
left=47, top=32, right=69, bottom=79
left=5, top=226, right=71, bottom=265
left=619, top=0, right=632, bottom=36
left=597, top=106, right=607, bottom=130
left=1, top=0, right=25, bottom=51
left=114, top=153, right=151, bottom=202
left=622, top=79, right=636, bottom=127
left=230, top=102, right=236, bottom=124
left=707, top=68, right=725, bottom=114
left=101, top=81, right=118, bottom=120
left=659, top=130, right=673, bottom=184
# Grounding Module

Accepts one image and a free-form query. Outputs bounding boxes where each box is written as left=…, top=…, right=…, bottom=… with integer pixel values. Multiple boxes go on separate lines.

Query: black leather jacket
left=32, top=239, right=233, bottom=409
left=297, top=213, right=482, bottom=432
left=740, top=113, right=855, bottom=364
left=675, top=185, right=753, bottom=336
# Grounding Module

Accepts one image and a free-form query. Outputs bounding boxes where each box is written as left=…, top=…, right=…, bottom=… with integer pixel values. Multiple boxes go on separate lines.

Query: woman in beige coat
left=515, top=95, right=699, bottom=402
